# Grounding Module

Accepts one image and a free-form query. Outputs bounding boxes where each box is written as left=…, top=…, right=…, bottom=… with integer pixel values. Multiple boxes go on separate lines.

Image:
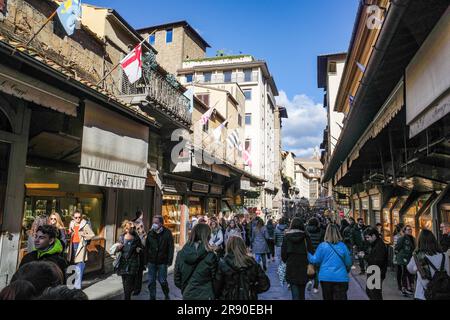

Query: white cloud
left=276, top=91, right=326, bottom=158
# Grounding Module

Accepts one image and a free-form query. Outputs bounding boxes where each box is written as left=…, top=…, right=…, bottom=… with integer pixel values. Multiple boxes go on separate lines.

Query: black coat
left=281, top=230, right=314, bottom=285
left=174, top=242, right=218, bottom=300
left=365, top=237, right=389, bottom=279
left=441, top=234, right=450, bottom=252
left=19, top=251, right=68, bottom=280
left=214, top=254, right=270, bottom=300
left=145, top=227, right=174, bottom=266
left=306, top=225, right=323, bottom=251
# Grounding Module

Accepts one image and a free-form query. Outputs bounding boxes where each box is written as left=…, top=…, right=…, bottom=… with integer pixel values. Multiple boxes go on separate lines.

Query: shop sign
left=192, top=182, right=209, bottom=193
left=240, top=177, right=252, bottom=191
left=210, top=185, right=223, bottom=195
left=362, top=198, right=369, bottom=210
left=189, top=197, right=200, bottom=202
left=164, top=180, right=188, bottom=193
left=371, top=195, right=381, bottom=210
left=163, top=195, right=182, bottom=201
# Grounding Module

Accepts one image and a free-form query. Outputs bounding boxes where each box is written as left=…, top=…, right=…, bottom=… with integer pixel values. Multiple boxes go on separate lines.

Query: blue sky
left=86, top=0, right=359, bottom=157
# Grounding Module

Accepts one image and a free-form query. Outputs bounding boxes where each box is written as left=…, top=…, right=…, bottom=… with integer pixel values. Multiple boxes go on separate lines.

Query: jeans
left=320, top=281, right=349, bottom=300
left=255, top=254, right=267, bottom=269
left=400, top=265, right=414, bottom=290
left=72, top=243, right=85, bottom=289
left=290, top=284, right=306, bottom=300
left=148, top=263, right=169, bottom=300
left=395, top=264, right=402, bottom=290
left=122, top=275, right=136, bottom=300
left=275, top=246, right=282, bottom=262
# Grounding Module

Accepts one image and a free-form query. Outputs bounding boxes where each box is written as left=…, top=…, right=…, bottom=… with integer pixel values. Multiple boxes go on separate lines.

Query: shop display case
left=403, top=193, right=433, bottom=238
left=207, top=198, right=218, bottom=217
left=441, top=203, right=450, bottom=224
left=382, top=197, right=398, bottom=244
left=162, top=195, right=182, bottom=245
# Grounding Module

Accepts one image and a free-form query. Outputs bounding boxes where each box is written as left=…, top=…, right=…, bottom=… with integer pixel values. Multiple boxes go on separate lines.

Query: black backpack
left=229, top=263, right=270, bottom=300
left=424, top=254, right=450, bottom=300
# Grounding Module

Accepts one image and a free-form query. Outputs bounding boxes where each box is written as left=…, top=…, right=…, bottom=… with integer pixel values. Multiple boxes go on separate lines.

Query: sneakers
left=306, top=281, right=313, bottom=292
left=351, top=265, right=357, bottom=270
left=313, top=288, right=319, bottom=294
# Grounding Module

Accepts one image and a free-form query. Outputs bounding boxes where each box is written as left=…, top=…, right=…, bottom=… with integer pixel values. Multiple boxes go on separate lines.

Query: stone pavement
left=111, top=256, right=369, bottom=300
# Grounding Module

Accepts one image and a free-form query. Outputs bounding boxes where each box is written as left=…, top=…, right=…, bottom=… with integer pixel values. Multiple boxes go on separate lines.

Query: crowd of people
left=0, top=210, right=93, bottom=300
left=1, top=208, right=449, bottom=301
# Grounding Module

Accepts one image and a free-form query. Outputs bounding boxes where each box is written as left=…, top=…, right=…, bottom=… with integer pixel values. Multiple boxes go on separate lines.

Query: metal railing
left=186, top=72, right=259, bottom=85
left=121, top=68, right=191, bottom=125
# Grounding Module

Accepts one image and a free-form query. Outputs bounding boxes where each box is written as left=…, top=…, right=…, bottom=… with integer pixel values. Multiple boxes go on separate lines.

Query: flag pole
left=95, top=30, right=156, bottom=87
left=25, top=10, right=58, bottom=48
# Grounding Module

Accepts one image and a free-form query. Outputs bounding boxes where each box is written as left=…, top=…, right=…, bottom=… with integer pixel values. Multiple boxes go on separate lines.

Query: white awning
left=406, top=10, right=450, bottom=137
left=79, top=100, right=149, bottom=190
left=0, top=64, right=78, bottom=116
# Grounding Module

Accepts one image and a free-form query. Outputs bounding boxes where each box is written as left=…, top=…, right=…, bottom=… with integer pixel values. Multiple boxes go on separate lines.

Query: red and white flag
left=200, top=107, right=214, bottom=126
left=243, top=144, right=252, bottom=167
left=120, top=43, right=143, bottom=84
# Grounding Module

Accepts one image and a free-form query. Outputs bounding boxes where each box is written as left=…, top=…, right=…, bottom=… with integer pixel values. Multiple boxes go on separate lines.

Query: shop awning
left=79, top=100, right=149, bottom=190
left=0, top=64, right=78, bottom=116
left=334, top=80, right=405, bottom=183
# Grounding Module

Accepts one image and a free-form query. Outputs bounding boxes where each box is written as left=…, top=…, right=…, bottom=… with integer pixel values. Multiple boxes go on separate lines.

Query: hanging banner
left=79, top=100, right=149, bottom=190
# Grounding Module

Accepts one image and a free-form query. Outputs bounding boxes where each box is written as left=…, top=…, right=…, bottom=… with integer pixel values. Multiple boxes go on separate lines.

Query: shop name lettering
left=106, top=175, right=129, bottom=187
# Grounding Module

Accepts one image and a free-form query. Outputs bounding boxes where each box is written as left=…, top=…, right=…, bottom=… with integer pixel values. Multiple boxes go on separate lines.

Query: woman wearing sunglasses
left=68, top=211, right=95, bottom=289
left=48, top=211, right=67, bottom=252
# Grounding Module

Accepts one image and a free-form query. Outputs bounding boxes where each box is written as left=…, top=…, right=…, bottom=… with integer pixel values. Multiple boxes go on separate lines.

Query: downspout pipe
left=323, top=0, right=411, bottom=183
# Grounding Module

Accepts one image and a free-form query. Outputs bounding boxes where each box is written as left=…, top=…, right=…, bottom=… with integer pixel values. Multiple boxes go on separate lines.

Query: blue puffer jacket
left=308, top=241, right=352, bottom=283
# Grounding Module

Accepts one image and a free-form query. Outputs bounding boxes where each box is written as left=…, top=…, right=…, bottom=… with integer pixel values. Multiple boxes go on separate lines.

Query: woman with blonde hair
left=48, top=212, right=67, bottom=251
left=214, top=236, right=270, bottom=300
left=174, top=223, right=218, bottom=300
left=308, top=224, right=352, bottom=300
left=114, top=220, right=142, bottom=300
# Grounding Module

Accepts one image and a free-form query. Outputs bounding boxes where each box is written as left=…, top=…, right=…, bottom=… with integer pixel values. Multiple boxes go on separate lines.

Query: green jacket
left=19, top=239, right=68, bottom=277
left=174, top=242, right=218, bottom=300
left=394, top=235, right=415, bottom=265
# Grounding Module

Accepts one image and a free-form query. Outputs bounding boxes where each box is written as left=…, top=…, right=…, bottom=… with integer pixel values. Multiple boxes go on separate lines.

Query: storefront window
left=403, top=193, right=432, bottom=238
left=189, top=197, right=203, bottom=218
left=207, top=198, right=218, bottom=217
left=20, top=167, right=104, bottom=261
left=162, top=195, right=182, bottom=244
left=393, top=196, right=408, bottom=227
left=361, top=197, right=370, bottom=225
left=441, top=203, right=450, bottom=224
left=382, top=197, right=397, bottom=244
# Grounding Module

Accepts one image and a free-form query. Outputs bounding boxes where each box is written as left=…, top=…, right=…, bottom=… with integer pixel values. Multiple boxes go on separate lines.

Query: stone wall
left=1, top=0, right=105, bottom=84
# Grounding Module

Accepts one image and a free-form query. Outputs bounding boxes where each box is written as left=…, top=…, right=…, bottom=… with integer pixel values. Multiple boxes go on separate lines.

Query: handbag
left=277, top=262, right=287, bottom=287
left=305, top=239, right=316, bottom=277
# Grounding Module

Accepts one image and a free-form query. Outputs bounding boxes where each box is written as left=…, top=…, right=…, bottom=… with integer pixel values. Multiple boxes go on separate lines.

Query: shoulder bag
left=328, top=243, right=351, bottom=273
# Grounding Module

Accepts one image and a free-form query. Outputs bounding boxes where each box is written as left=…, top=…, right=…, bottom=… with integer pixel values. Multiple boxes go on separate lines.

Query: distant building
left=295, top=156, right=324, bottom=206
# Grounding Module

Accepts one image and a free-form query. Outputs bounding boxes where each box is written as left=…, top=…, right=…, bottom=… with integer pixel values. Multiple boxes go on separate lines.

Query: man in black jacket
left=20, top=225, right=68, bottom=279
left=145, top=215, right=174, bottom=300
left=362, top=227, right=388, bottom=300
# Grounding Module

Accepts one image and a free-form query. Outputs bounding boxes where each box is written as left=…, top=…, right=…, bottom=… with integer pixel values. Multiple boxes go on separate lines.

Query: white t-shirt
left=407, top=253, right=450, bottom=300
